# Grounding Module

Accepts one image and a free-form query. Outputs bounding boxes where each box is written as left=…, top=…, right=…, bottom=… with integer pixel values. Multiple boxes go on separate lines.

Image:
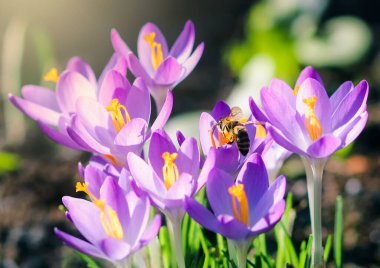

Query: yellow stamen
left=76, top=182, right=123, bottom=240
left=293, top=85, right=300, bottom=96
left=162, top=152, right=180, bottom=190
left=228, top=184, right=249, bottom=225
left=303, top=96, right=322, bottom=141
left=44, top=67, right=59, bottom=83
left=255, top=124, right=267, bottom=139
left=106, top=99, right=131, bottom=133
left=103, top=154, right=119, bottom=166
left=144, top=32, right=164, bottom=71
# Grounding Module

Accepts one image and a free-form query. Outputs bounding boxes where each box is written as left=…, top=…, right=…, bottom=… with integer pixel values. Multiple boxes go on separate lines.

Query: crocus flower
left=55, top=177, right=161, bottom=267
left=127, top=129, right=214, bottom=268
left=199, top=100, right=269, bottom=174
left=112, top=20, right=204, bottom=111
left=185, top=153, right=286, bottom=268
left=9, top=55, right=127, bottom=150
left=65, top=72, right=173, bottom=168
left=251, top=66, right=368, bottom=266
left=251, top=66, right=368, bottom=160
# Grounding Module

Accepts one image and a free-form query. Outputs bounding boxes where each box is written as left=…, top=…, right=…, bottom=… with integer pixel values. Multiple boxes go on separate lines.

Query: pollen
left=293, top=85, right=300, bottom=96
left=44, top=67, right=59, bottom=83
left=75, top=182, right=124, bottom=240
left=106, top=99, right=131, bottom=133
left=255, top=124, right=267, bottom=138
left=303, top=96, right=322, bottom=141
left=228, top=184, right=249, bottom=225
left=162, top=152, right=180, bottom=190
left=144, top=32, right=164, bottom=71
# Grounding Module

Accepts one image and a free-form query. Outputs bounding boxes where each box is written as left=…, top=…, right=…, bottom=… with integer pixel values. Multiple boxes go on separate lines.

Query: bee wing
left=229, top=106, right=245, bottom=122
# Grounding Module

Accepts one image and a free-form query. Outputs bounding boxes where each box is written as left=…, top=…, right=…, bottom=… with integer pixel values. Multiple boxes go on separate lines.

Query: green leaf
left=75, top=251, right=101, bottom=268
left=334, top=196, right=343, bottom=268
left=324, top=234, right=332, bottom=263
left=0, top=151, right=20, bottom=174
left=159, top=226, right=171, bottom=268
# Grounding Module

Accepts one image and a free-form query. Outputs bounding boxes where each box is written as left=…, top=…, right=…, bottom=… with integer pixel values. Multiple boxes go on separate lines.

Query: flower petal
left=127, top=52, right=153, bottom=86
left=184, top=196, right=219, bottom=233
left=100, top=238, right=130, bottom=260
left=207, top=168, right=234, bottom=217
left=38, top=120, right=82, bottom=150
left=306, top=134, right=342, bottom=158
left=98, top=70, right=130, bottom=107
left=174, top=42, right=204, bottom=86
left=211, top=100, right=230, bottom=119
left=217, top=215, right=252, bottom=240
left=295, top=66, right=323, bottom=88
left=330, top=81, right=353, bottom=109
left=153, top=56, right=183, bottom=86
left=177, top=137, right=200, bottom=179
left=170, top=20, right=195, bottom=63
left=111, top=28, right=132, bottom=58
left=125, top=78, right=151, bottom=123
left=249, top=96, right=267, bottom=122
left=66, top=56, right=97, bottom=86
left=334, top=112, right=368, bottom=148
left=250, top=200, right=285, bottom=235
left=21, top=85, right=59, bottom=111
left=266, top=124, right=306, bottom=155
left=151, top=90, right=173, bottom=131
left=138, top=215, right=161, bottom=248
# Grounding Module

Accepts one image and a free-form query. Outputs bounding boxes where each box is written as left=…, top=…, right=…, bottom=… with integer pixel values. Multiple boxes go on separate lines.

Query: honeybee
left=210, top=107, right=250, bottom=156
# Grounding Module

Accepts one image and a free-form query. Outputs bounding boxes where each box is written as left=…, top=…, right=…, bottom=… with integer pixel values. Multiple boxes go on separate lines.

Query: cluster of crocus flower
left=9, top=19, right=368, bottom=268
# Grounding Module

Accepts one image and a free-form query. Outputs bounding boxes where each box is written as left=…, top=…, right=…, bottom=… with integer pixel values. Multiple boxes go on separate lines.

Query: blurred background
left=0, top=0, right=379, bottom=267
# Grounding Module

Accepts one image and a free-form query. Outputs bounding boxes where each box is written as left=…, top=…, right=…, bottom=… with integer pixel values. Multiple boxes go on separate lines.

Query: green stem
left=228, top=239, right=251, bottom=268
left=167, top=217, right=186, bottom=268
left=302, top=156, right=327, bottom=268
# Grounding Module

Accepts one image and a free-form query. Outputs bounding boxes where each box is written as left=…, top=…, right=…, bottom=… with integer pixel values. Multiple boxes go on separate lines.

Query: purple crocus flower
left=112, top=20, right=204, bottom=111
left=185, top=153, right=286, bottom=268
left=55, top=176, right=161, bottom=267
left=127, top=129, right=215, bottom=268
left=199, top=100, right=269, bottom=174
left=65, top=72, right=173, bottom=168
left=8, top=55, right=127, bottom=150
left=251, top=66, right=369, bottom=159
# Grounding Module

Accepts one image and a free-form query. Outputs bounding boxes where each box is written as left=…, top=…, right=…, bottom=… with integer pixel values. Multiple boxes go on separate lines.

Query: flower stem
left=167, top=217, right=186, bottom=268
left=302, top=156, right=327, bottom=268
left=227, top=239, right=251, bottom=268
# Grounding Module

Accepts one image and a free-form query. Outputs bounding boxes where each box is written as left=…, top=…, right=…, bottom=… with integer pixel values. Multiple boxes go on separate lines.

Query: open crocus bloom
left=199, top=100, right=269, bottom=174
left=55, top=177, right=161, bottom=266
left=127, top=129, right=215, bottom=222
left=9, top=55, right=126, bottom=150
left=66, top=74, right=173, bottom=168
left=185, top=153, right=286, bottom=240
left=251, top=66, right=369, bottom=159
left=112, top=20, right=204, bottom=111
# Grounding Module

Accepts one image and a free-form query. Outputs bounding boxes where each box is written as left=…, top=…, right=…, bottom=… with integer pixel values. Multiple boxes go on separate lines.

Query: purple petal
left=150, top=90, right=173, bottom=131
left=251, top=175, right=286, bottom=225
left=331, top=80, right=369, bottom=130
left=249, top=96, right=268, bottom=122
left=98, top=54, right=128, bottom=87
left=127, top=52, right=153, bottom=86
left=83, top=165, right=106, bottom=199
left=100, top=238, right=130, bottom=260
left=175, top=42, right=204, bottom=86
left=98, top=70, right=130, bottom=107
left=56, top=71, right=96, bottom=114
left=214, top=146, right=241, bottom=174
left=295, top=66, right=323, bottom=88
left=139, top=215, right=161, bottom=247
left=166, top=173, right=194, bottom=201
left=335, top=112, right=368, bottom=147
left=114, top=118, right=147, bottom=147
left=330, top=81, right=354, bottom=109
left=148, top=130, right=177, bottom=179
left=9, top=94, right=60, bottom=126
left=268, top=78, right=295, bottom=107
left=62, top=196, right=107, bottom=246
left=170, top=20, right=195, bottom=63
left=138, top=23, right=169, bottom=75
left=55, top=228, right=105, bottom=259
left=153, top=57, right=183, bottom=86
left=21, top=85, right=59, bottom=111
left=261, top=87, right=307, bottom=148
left=196, top=147, right=216, bottom=192
left=111, top=29, right=132, bottom=58
left=125, top=78, right=151, bottom=123
left=184, top=196, right=219, bottom=233
left=217, top=215, right=252, bottom=240
left=250, top=200, right=285, bottom=235
left=66, top=57, right=97, bottom=86
left=266, top=124, right=306, bottom=156
left=199, top=112, right=217, bottom=155
left=296, top=78, right=332, bottom=133
left=306, top=134, right=342, bottom=158
left=236, top=153, right=269, bottom=222
left=100, top=177, right=130, bottom=232
left=211, top=100, right=231, bottom=119
left=38, top=120, right=82, bottom=150
left=177, top=137, right=200, bottom=179
left=207, top=168, right=234, bottom=217
left=176, top=130, right=186, bottom=146
left=125, top=195, right=151, bottom=247
left=127, top=153, right=166, bottom=197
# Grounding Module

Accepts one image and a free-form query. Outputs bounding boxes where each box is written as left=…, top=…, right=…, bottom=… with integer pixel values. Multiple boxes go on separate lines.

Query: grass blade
left=324, top=234, right=332, bottom=263
left=334, top=196, right=343, bottom=268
